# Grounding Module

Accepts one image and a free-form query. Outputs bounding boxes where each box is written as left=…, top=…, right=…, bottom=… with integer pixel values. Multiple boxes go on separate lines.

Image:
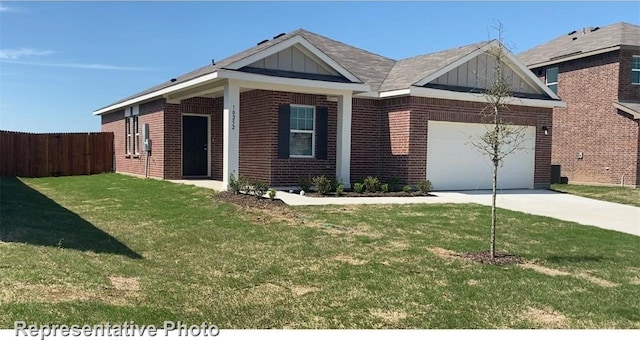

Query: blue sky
left=0, top=1, right=638, bottom=133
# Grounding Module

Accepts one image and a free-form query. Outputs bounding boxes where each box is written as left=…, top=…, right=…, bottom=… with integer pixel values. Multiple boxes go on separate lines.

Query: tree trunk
left=491, top=157, right=498, bottom=260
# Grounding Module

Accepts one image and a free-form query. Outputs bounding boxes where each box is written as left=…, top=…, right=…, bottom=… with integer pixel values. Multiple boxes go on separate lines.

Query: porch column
left=336, top=93, right=352, bottom=189
left=222, top=80, right=240, bottom=190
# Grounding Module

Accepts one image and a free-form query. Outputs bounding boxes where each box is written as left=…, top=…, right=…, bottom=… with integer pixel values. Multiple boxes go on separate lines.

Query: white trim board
left=408, top=86, right=566, bottom=109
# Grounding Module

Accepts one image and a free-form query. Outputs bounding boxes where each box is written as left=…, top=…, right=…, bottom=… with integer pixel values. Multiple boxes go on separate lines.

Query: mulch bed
left=459, top=250, right=523, bottom=265
left=214, top=191, right=286, bottom=209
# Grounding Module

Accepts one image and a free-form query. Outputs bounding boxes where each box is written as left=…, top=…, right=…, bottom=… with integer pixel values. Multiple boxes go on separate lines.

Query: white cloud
left=0, top=48, right=54, bottom=60
left=0, top=5, right=12, bottom=12
left=1, top=59, right=150, bottom=71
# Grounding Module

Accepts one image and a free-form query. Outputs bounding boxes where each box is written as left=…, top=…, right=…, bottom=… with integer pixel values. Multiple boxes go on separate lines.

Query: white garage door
left=426, top=121, right=536, bottom=191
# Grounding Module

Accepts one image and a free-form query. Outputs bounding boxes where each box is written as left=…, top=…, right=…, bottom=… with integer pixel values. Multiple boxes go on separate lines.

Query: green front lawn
left=1, top=174, right=639, bottom=328
left=551, top=183, right=640, bottom=207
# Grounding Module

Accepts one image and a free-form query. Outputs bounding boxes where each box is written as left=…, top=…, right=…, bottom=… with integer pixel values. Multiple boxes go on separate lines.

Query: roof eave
left=525, top=46, right=621, bottom=69
left=613, top=102, right=640, bottom=120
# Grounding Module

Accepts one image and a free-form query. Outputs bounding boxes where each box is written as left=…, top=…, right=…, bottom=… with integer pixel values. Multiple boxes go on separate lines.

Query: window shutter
left=315, top=106, right=328, bottom=160
left=278, top=104, right=290, bottom=159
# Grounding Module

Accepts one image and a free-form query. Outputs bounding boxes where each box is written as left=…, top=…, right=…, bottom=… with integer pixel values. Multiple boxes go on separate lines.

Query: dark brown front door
left=182, top=115, right=208, bottom=177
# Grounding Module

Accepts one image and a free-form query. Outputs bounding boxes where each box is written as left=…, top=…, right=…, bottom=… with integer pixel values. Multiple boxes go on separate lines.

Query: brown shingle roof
left=97, top=29, right=521, bottom=112
left=518, top=22, right=640, bottom=67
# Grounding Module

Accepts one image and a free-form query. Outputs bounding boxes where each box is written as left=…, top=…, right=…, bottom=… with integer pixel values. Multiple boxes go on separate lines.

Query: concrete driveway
left=275, top=189, right=639, bottom=237
left=435, top=190, right=640, bottom=237
left=171, top=180, right=639, bottom=237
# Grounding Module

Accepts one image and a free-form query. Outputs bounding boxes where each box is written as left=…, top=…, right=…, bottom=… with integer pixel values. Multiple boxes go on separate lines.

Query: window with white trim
left=133, top=115, right=140, bottom=155
left=125, top=115, right=132, bottom=156
left=546, top=67, right=558, bottom=94
left=632, top=56, right=640, bottom=85
left=289, top=105, right=315, bottom=157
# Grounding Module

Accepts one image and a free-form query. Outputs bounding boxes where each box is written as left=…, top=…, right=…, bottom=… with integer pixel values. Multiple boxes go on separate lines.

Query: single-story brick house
left=519, top=22, right=640, bottom=187
left=95, top=29, right=565, bottom=190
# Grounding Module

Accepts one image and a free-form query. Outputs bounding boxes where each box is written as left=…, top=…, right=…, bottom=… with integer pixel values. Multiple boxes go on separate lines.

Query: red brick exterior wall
left=532, top=50, right=640, bottom=187
left=619, top=49, right=640, bottom=101
left=102, top=92, right=553, bottom=189
left=350, top=98, right=380, bottom=182
left=101, top=99, right=165, bottom=178
left=361, top=97, right=551, bottom=187
left=268, top=91, right=338, bottom=186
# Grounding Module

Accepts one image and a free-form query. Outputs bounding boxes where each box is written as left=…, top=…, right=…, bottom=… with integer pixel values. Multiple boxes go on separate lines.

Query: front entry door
left=182, top=115, right=208, bottom=177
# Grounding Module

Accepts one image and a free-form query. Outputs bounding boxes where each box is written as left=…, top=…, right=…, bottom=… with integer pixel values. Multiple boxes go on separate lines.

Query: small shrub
left=381, top=183, right=389, bottom=193
left=298, top=176, right=312, bottom=192
left=329, top=177, right=341, bottom=192
left=353, top=183, right=364, bottom=193
left=268, top=188, right=277, bottom=200
left=418, top=180, right=432, bottom=194
left=313, top=175, right=332, bottom=195
left=239, top=174, right=251, bottom=194
left=336, top=184, right=344, bottom=196
left=403, top=185, right=412, bottom=193
left=388, top=176, right=400, bottom=191
left=251, top=179, right=269, bottom=197
left=363, top=176, right=380, bottom=193
left=228, top=173, right=241, bottom=194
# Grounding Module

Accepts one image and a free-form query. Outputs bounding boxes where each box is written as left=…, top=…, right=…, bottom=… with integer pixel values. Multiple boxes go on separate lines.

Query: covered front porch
left=163, top=69, right=368, bottom=189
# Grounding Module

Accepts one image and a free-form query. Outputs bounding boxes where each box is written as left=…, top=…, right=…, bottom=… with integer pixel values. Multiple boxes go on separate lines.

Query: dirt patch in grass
left=575, top=273, right=618, bottom=288
left=430, top=247, right=522, bottom=265
left=318, top=222, right=382, bottom=239
left=520, top=263, right=570, bottom=276
left=109, top=276, right=140, bottom=291
left=290, top=285, right=321, bottom=297
left=629, top=277, right=640, bottom=285
left=214, top=191, right=286, bottom=209
left=0, top=283, right=136, bottom=306
left=245, top=283, right=288, bottom=303
left=333, top=254, right=367, bottom=265
left=519, top=263, right=618, bottom=287
left=465, top=279, right=481, bottom=286
left=460, top=251, right=523, bottom=265
left=215, top=192, right=305, bottom=226
left=522, top=307, right=568, bottom=328
left=370, top=309, right=408, bottom=325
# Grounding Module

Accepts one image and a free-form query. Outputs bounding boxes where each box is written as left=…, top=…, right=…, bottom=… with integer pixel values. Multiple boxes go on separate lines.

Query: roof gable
left=224, top=34, right=362, bottom=83
left=418, top=41, right=557, bottom=100
left=378, top=42, right=488, bottom=92
left=518, top=22, right=640, bottom=68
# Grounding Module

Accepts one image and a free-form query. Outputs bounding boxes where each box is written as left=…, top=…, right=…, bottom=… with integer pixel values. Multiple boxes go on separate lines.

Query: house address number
left=232, top=105, right=236, bottom=130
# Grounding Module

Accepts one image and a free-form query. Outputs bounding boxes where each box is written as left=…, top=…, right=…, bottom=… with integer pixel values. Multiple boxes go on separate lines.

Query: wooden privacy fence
left=0, top=130, right=114, bottom=177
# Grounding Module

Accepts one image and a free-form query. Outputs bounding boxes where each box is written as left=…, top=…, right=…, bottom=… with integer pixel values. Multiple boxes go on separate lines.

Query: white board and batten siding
left=431, top=54, right=538, bottom=95
left=248, top=45, right=339, bottom=76
left=426, top=121, right=536, bottom=191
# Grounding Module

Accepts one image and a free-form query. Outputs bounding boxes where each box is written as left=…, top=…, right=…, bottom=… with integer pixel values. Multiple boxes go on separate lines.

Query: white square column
left=336, top=93, right=352, bottom=189
left=222, top=80, right=240, bottom=190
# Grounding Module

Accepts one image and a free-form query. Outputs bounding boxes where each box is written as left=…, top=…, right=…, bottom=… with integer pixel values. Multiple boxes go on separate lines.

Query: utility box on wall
left=143, top=124, right=152, bottom=152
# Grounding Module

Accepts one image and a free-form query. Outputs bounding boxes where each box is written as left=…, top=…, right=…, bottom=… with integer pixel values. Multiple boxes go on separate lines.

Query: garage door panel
left=426, top=121, right=535, bottom=190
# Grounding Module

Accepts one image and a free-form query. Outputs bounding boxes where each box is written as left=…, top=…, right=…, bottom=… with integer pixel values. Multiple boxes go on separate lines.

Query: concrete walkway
left=167, top=179, right=639, bottom=237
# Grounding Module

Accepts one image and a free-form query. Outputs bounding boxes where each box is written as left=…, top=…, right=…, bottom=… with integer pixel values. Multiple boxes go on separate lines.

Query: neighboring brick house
left=519, top=22, right=640, bottom=187
left=95, top=29, right=564, bottom=191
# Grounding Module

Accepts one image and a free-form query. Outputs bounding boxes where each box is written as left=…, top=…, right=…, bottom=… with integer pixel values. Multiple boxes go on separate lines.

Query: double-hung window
left=289, top=105, right=315, bottom=157
left=546, top=67, right=558, bottom=94
left=632, top=56, right=640, bottom=85
left=125, top=116, right=132, bottom=156
left=124, top=106, right=139, bottom=156
left=133, top=115, right=140, bottom=156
